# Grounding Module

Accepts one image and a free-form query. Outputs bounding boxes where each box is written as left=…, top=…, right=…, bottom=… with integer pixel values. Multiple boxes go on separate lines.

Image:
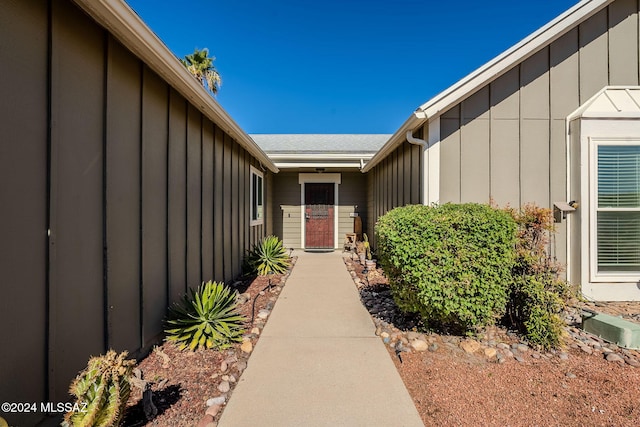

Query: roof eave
left=72, top=0, right=279, bottom=173
left=363, top=0, right=613, bottom=173
left=361, top=112, right=422, bottom=172
left=274, top=162, right=365, bottom=169
left=418, top=0, right=613, bottom=120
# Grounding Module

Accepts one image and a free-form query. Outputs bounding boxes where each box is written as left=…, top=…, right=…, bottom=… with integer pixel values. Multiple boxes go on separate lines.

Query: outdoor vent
left=553, top=201, right=577, bottom=223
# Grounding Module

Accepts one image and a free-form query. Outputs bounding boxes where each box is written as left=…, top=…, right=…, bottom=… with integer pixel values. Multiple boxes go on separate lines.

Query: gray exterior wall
left=0, top=1, right=266, bottom=424
left=366, top=140, right=423, bottom=245
left=272, top=172, right=302, bottom=248
left=436, top=0, right=640, bottom=269
left=271, top=171, right=367, bottom=248
left=338, top=172, right=368, bottom=240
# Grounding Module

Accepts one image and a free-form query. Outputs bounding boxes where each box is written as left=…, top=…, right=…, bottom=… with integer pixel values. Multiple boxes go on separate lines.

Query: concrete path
left=218, top=251, right=424, bottom=427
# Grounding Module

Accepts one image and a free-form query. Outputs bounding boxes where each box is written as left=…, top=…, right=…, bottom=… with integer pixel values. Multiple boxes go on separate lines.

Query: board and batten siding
left=272, top=172, right=302, bottom=248
left=271, top=172, right=367, bottom=248
left=366, top=140, right=423, bottom=245
left=338, top=172, right=368, bottom=241
left=0, top=0, right=266, bottom=424
left=437, top=0, right=640, bottom=269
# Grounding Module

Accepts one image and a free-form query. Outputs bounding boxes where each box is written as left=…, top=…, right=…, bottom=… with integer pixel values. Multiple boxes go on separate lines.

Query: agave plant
left=165, top=281, right=245, bottom=351
left=244, top=235, right=291, bottom=275
left=64, top=350, right=135, bottom=427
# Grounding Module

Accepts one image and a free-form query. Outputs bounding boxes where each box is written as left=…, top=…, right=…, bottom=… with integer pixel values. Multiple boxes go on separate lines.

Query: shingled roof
left=250, top=134, right=390, bottom=154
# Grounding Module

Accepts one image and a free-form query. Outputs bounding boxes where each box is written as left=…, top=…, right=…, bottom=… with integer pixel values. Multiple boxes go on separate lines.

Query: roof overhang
left=267, top=152, right=376, bottom=169
left=71, top=0, right=279, bottom=173
left=363, top=0, right=614, bottom=173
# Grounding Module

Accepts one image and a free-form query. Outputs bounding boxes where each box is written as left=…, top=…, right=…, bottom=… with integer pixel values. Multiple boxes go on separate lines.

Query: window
left=594, top=143, right=640, bottom=275
left=250, top=167, right=264, bottom=226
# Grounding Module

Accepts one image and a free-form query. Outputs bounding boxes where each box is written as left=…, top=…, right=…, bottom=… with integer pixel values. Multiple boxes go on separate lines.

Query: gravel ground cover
left=123, top=257, right=296, bottom=427
left=344, top=254, right=640, bottom=427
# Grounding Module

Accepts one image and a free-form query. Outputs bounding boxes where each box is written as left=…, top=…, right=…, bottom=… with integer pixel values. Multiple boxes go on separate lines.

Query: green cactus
left=64, top=350, right=135, bottom=427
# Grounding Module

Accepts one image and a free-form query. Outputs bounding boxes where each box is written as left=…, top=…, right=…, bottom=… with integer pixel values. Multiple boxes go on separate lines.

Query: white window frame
left=250, top=166, right=264, bottom=226
left=589, top=137, right=640, bottom=283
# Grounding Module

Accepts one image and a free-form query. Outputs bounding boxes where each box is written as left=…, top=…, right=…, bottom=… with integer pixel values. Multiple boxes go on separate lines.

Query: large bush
left=504, top=204, right=574, bottom=349
left=376, top=203, right=517, bottom=333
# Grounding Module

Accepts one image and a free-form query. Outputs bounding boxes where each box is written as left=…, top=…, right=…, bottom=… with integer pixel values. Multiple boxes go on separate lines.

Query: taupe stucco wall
left=0, top=0, right=266, bottom=423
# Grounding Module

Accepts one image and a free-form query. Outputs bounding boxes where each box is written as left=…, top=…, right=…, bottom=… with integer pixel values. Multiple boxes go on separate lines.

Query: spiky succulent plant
left=64, top=350, right=135, bottom=427
left=244, top=235, right=290, bottom=275
left=165, top=280, right=245, bottom=351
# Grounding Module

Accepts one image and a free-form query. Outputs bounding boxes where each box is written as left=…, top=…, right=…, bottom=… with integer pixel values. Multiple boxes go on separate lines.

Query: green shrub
left=244, top=235, right=290, bottom=275
left=165, top=280, right=245, bottom=351
left=63, top=350, right=135, bottom=427
left=505, top=204, right=574, bottom=349
left=376, top=203, right=517, bottom=333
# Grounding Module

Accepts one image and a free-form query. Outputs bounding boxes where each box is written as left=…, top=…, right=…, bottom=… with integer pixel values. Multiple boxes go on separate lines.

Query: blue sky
left=125, top=0, right=579, bottom=134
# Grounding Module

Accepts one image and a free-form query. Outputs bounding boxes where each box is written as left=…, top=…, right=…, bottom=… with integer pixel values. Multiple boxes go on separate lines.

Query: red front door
left=305, top=183, right=334, bottom=249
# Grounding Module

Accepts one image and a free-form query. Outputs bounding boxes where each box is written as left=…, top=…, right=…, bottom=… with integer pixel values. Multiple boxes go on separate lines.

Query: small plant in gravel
left=504, top=204, right=575, bottom=349
left=165, top=280, right=245, bottom=351
left=376, top=203, right=517, bottom=333
left=63, top=350, right=136, bottom=427
left=244, top=235, right=290, bottom=275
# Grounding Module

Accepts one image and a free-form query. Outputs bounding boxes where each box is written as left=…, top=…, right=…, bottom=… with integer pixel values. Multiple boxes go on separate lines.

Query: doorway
left=304, top=183, right=335, bottom=249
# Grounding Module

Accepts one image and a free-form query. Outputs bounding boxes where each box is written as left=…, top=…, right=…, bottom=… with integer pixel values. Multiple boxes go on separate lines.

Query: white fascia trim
left=275, top=162, right=363, bottom=169
left=418, top=0, right=612, bottom=119
left=361, top=115, right=421, bottom=172
left=73, top=0, right=279, bottom=173
left=363, top=0, right=612, bottom=173
left=269, top=153, right=376, bottom=160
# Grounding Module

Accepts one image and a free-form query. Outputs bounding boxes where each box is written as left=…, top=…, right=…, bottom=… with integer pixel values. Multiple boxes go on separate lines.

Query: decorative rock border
left=343, top=254, right=640, bottom=367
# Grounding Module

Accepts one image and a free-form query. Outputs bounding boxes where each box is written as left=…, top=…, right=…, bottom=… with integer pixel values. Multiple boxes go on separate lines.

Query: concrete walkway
left=218, top=250, right=424, bottom=427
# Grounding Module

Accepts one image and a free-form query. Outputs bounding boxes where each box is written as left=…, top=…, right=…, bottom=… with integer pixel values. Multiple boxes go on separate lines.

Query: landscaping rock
left=407, top=331, right=421, bottom=340
left=411, top=339, right=429, bottom=352
left=217, top=381, right=230, bottom=393
left=206, top=396, right=226, bottom=406
left=484, top=348, right=497, bottom=359
left=460, top=340, right=481, bottom=354
left=625, top=357, right=640, bottom=368
left=234, top=361, right=247, bottom=373
left=220, top=361, right=228, bottom=373
left=579, top=345, right=593, bottom=355
left=240, top=340, right=253, bottom=354
left=206, top=404, right=221, bottom=417
left=606, top=353, right=624, bottom=363
left=428, top=343, right=439, bottom=352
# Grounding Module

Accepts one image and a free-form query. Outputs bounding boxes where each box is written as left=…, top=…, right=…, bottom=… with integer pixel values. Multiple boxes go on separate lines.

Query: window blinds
left=597, top=145, right=640, bottom=272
